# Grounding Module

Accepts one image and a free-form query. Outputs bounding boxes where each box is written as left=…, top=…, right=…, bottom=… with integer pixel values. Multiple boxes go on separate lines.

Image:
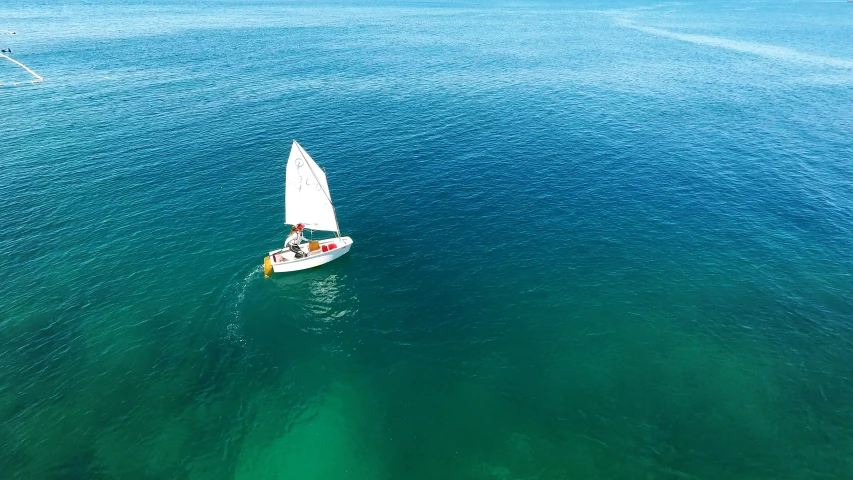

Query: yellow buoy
left=263, top=256, right=272, bottom=277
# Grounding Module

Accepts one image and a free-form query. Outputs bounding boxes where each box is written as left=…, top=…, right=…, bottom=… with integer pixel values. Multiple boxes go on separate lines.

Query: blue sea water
left=2, top=0, right=853, bottom=478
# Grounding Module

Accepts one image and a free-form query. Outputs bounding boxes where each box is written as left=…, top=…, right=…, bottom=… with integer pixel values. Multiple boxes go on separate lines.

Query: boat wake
left=224, top=264, right=263, bottom=346
left=607, top=13, right=853, bottom=69
left=0, top=52, right=44, bottom=87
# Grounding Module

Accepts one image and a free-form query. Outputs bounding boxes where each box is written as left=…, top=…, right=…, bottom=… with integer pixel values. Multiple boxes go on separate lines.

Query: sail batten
left=285, top=141, right=339, bottom=232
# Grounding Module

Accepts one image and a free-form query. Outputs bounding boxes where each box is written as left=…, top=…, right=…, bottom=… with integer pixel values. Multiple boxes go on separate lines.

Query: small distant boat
left=264, top=141, right=353, bottom=275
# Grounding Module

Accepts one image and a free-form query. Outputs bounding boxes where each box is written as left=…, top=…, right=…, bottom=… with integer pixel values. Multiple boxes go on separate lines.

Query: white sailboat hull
left=267, top=237, right=353, bottom=273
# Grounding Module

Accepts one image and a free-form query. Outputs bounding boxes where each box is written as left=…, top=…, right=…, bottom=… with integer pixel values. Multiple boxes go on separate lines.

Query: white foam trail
left=222, top=265, right=262, bottom=346
left=229, top=265, right=263, bottom=321
left=0, top=53, right=44, bottom=85
left=613, top=18, right=853, bottom=69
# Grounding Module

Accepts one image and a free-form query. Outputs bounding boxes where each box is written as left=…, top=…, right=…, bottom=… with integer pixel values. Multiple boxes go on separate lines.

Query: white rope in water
left=0, top=53, right=43, bottom=87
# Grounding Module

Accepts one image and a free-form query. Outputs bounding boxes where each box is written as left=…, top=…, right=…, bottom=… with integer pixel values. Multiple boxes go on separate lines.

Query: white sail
left=285, top=141, right=339, bottom=232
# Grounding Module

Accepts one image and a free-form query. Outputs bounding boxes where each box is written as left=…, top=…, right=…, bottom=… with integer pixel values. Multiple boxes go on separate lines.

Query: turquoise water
left=2, top=0, right=853, bottom=478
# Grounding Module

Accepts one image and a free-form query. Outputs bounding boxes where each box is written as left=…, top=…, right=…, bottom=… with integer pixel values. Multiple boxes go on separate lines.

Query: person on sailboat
left=285, top=223, right=306, bottom=258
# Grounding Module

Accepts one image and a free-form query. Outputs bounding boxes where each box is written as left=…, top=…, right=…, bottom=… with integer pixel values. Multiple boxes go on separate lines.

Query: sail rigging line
left=293, top=141, right=342, bottom=237
left=0, top=53, right=43, bottom=85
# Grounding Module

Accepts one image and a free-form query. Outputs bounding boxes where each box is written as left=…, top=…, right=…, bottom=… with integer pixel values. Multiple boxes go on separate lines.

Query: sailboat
left=264, top=141, right=353, bottom=275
